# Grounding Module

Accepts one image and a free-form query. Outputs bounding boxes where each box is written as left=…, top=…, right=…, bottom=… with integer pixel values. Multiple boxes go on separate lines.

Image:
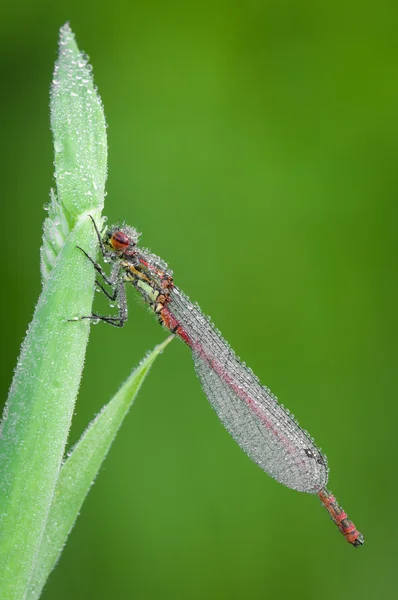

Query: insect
left=75, top=215, right=364, bottom=547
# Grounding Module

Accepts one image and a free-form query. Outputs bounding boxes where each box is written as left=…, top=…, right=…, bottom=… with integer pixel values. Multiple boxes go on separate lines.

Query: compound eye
left=110, top=230, right=129, bottom=251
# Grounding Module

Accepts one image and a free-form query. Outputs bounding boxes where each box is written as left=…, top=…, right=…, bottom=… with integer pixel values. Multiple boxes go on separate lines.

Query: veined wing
left=169, top=287, right=328, bottom=493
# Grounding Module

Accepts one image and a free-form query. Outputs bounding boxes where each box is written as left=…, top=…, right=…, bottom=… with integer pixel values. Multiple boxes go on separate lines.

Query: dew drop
left=54, top=139, right=64, bottom=153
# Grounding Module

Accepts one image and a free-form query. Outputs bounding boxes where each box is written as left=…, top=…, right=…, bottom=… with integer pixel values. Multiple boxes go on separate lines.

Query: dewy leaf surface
left=28, top=337, right=173, bottom=599
left=51, top=22, right=107, bottom=220
left=0, top=24, right=107, bottom=599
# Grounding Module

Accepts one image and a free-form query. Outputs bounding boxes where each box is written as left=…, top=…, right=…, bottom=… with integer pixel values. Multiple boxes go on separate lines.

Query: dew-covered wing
left=169, top=287, right=328, bottom=493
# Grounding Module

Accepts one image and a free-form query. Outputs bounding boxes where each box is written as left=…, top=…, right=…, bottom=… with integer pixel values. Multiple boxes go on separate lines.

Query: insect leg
left=95, top=280, right=118, bottom=301
left=69, top=245, right=127, bottom=326
left=80, top=281, right=128, bottom=328
left=88, top=214, right=109, bottom=258
left=77, top=246, right=121, bottom=286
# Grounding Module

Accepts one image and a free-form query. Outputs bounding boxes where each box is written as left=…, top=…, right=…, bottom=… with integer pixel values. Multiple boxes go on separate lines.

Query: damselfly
left=75, top=216, right=364, bottom=547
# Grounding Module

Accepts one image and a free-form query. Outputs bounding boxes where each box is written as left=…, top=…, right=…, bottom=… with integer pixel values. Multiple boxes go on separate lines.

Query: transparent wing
left=170, top=287, right=328, bottom=493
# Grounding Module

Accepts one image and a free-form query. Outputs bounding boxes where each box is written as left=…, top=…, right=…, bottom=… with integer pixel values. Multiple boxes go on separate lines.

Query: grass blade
left=28, top=336, right=173, bottom=599
left=0, top=24, right=106, bottom=598
left=50, top=22, right=107, bottom=221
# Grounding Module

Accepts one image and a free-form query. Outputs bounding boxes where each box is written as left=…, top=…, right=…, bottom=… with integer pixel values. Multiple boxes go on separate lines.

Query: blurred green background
left=1, top=1, right=397, bottom=598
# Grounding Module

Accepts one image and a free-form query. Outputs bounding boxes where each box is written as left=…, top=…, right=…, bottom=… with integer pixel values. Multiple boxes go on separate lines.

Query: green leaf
left=0, top=24, right=107, bottom=599
left=28, top=336, right=173, bottom=599
left=51, top=22, right=107, bottom=222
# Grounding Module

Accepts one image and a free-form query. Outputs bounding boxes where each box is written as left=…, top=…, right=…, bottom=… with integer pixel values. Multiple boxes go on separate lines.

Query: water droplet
left=54, top=139, right=64, bottom=153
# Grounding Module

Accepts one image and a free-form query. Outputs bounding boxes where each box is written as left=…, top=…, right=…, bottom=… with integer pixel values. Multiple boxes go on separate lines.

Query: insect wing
left=169, top=288, right=328, bottom=493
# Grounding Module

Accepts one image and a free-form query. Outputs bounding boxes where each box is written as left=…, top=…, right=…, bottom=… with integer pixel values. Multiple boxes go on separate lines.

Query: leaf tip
left=50, top=22, right=107, bottom=221
left=59, top=22, right=74, bottom=45
left=157, top=335, right=174, bottom=354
